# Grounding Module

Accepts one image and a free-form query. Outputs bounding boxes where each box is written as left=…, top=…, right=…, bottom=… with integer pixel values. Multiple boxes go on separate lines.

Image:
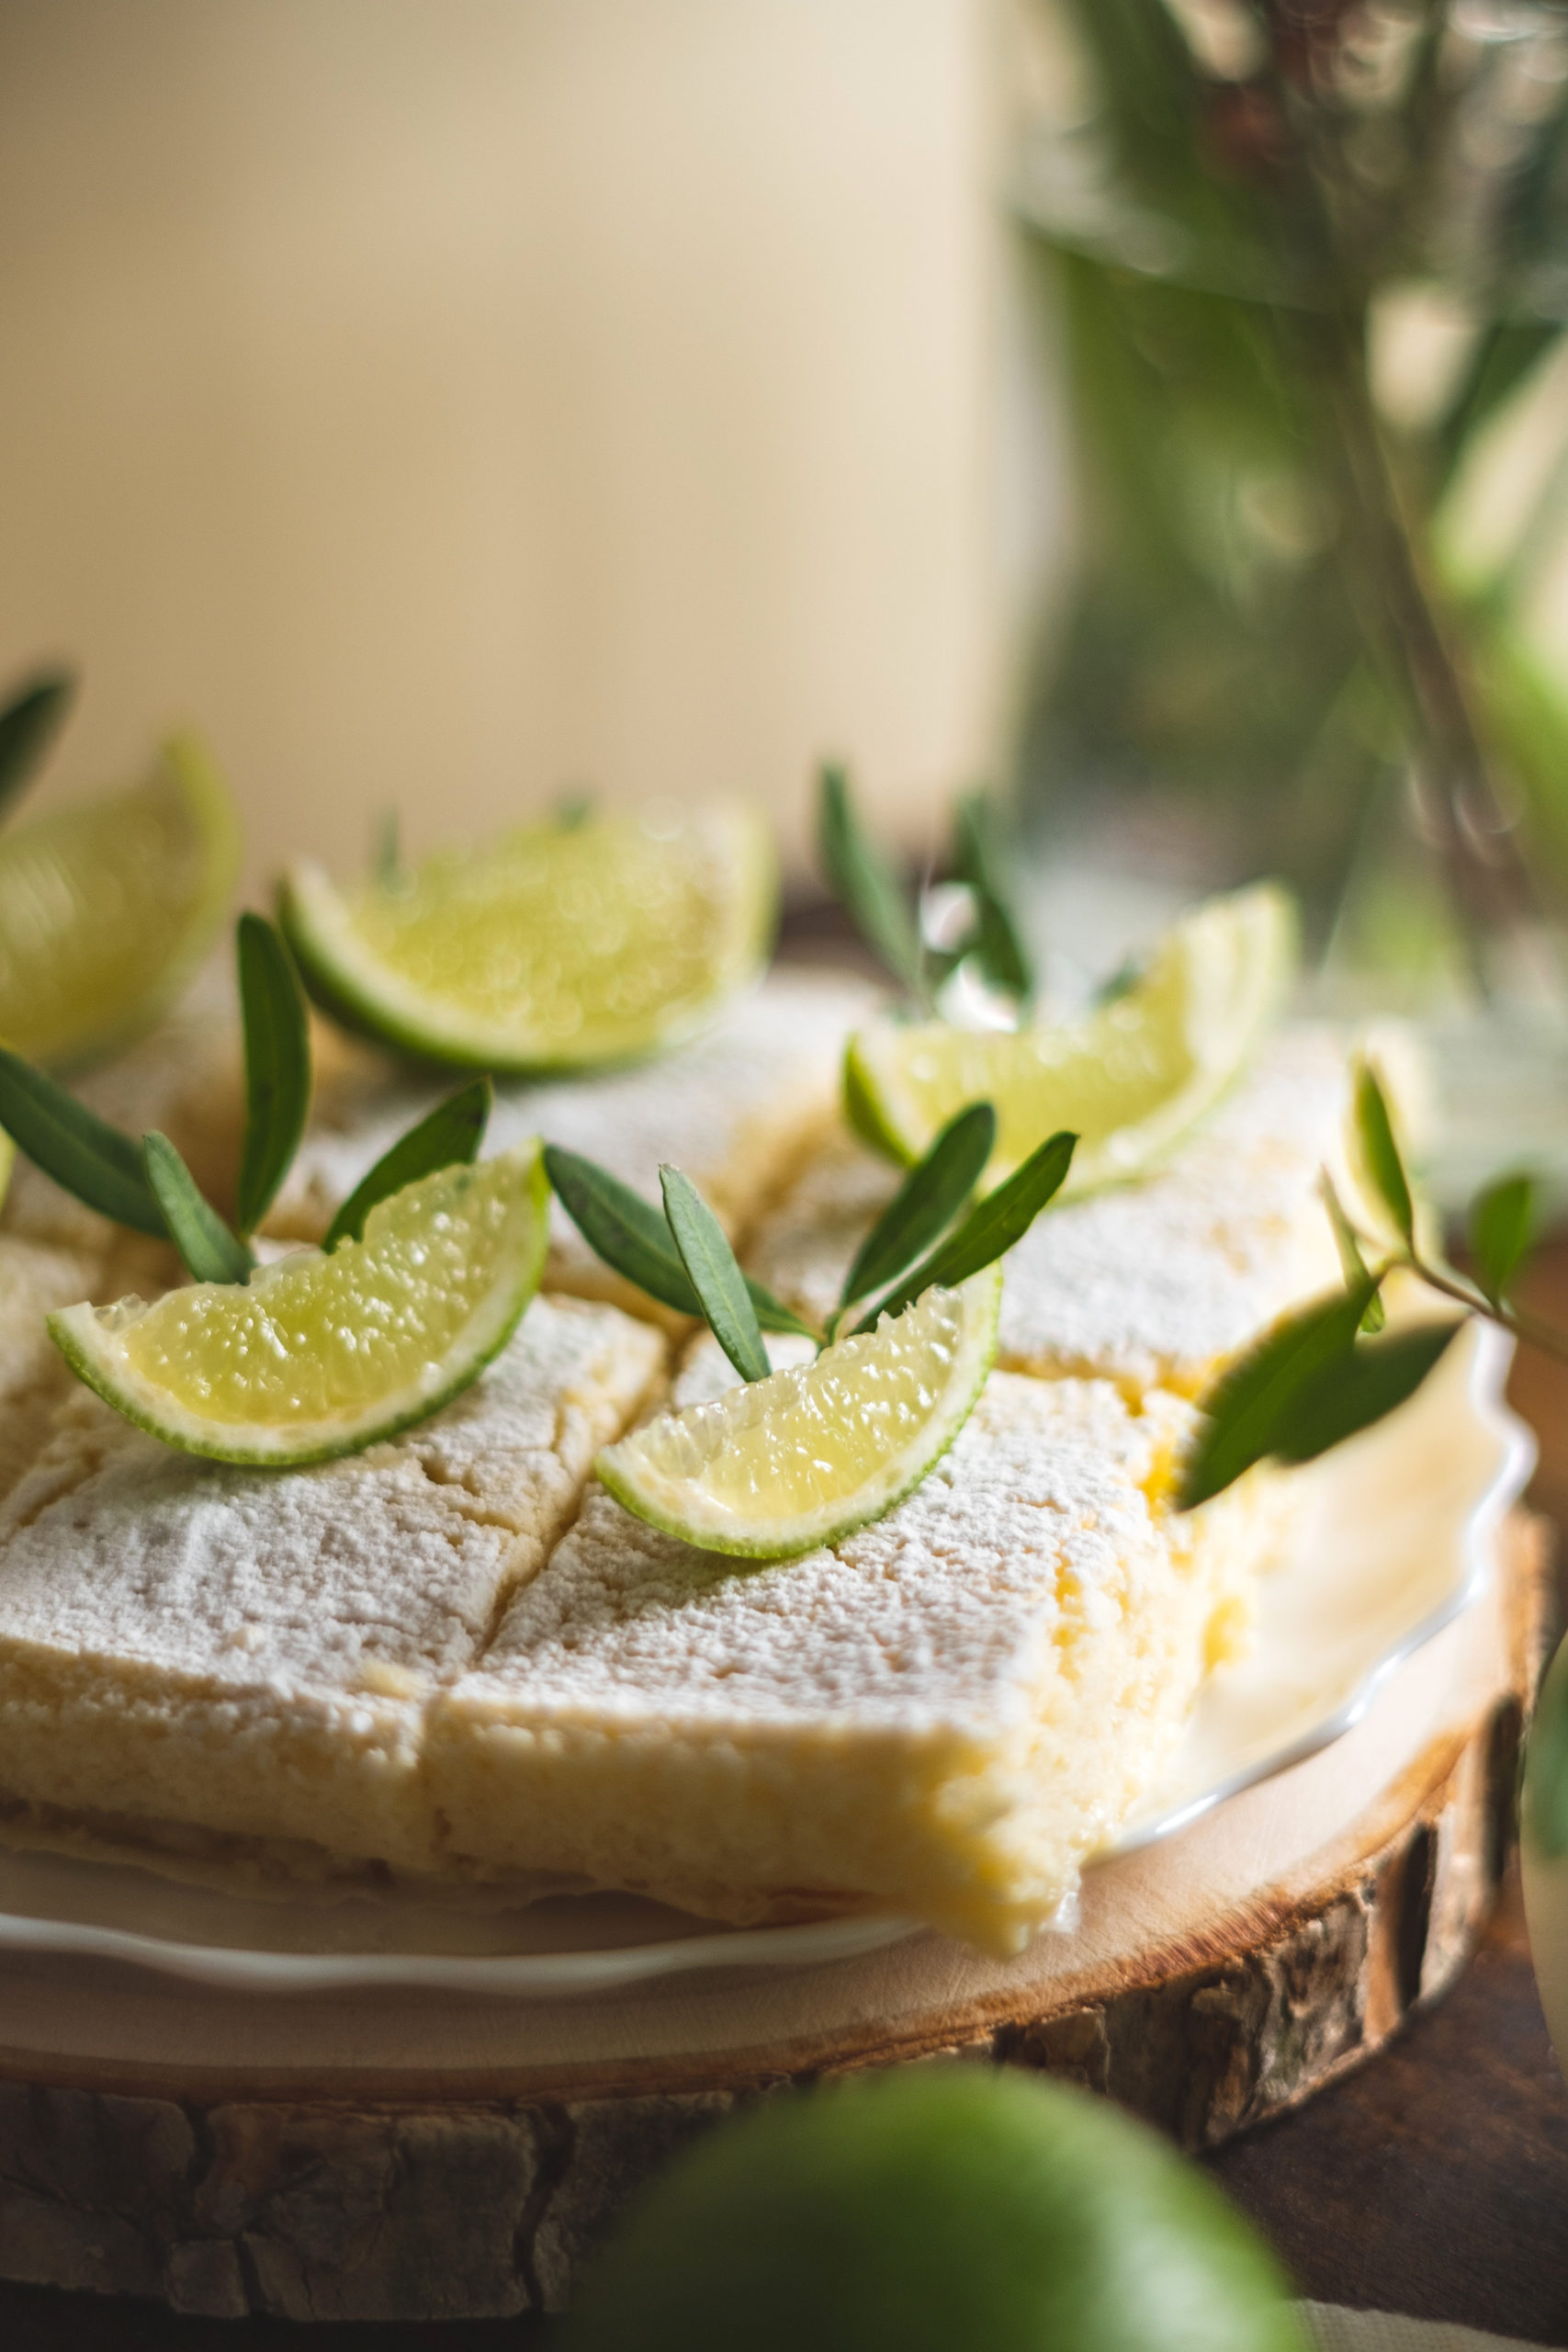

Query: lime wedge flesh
left=0, top=734, right=240, bottom=1070
left=280, top=805, right=776, bottom=1073
left=847, top=884, right=1296, bottom=1190
left=49, top=1144, right=549, bottom=1464
left=597, top=1269, right=1000, bottom=1560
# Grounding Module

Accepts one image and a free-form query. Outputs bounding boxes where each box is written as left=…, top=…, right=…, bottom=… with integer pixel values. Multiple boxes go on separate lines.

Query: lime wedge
left=279, top=804, right=777, bottom=1073
left=597, top=1268, right=999, bottom=1559
left=48, top=1143, right=549, bottom=1465
left=846, top=884, right=1296, bottom=1190
left=0, top=734, right=240, bottom=1070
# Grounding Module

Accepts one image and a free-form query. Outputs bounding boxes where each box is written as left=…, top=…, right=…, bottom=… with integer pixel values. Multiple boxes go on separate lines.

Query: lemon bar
left=0, top=1296, right=664, bottom=1883
left=267, top=970, right=878, bottom=1309
left=0, top=1234, right=106, bottom=1504
left=752, top=1029, right=1350, bottom=1399
left=425, top=1370, right=1266, bottom=1953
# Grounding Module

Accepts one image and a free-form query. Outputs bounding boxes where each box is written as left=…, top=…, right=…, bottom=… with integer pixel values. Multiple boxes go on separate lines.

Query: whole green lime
left=561, top=2066, right=1307, bottom=2352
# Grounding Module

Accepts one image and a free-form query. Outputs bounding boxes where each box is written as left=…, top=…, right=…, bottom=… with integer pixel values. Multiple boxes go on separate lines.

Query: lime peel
left=845, top=884, right=1297, bottom=1191
left=597, top=1268, right=1000, bottom=1559
left=279, top=804, right=776, bottom=1073
left=0, top=732, right=240, bottom=1072
left=48, top=1143, right=549, bottom=1466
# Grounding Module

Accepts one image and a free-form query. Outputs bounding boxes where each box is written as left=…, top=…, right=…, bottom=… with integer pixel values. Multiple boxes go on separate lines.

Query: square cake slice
left=266, top=970, right=879, bottom=1310
left=0, top=1296, right=664, bottom=1884
left=427, top=1371, right=1269, bottom=1953
left=750, top=1029, right=1350, bottom=1400
left=0, top=1234, right=106, bottom=1504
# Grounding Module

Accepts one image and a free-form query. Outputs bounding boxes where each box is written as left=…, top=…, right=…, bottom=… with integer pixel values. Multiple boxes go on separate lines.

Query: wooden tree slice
left=0, top=1515, right=1548, bottom=2324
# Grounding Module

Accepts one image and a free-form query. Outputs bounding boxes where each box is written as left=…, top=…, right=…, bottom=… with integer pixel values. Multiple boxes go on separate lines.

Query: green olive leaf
left=1095, top=955, right=1144, bottom=1007
left=235, top=914, right=312, bottom=1238
left=0, top=668, right=73, bottom=823
left=1320, top=1171, right=1386, bottom=1333
left=951, top=794, right=1033, bottom=1001
left=0, top=1046, right=166, bottom=1236
left=142, top=1132, right=254, bottom=1284
left=1528, top=1647, right=1568, bottom=1860
left=660, top=1163, right=771, bottom=1383
left=839, top=1101, right=997, bottom=1311
left=544, top=1147, right=816, bottom=1338
left=1269, top=1320, right=1461, bottom=1469
left=324, top=1079, right=492, bottom=1251
left=1351, top=1056, right=1415, bottom=1248
left=374, top=808, right=401, bottom=888
left=817, top=763, right=924, bottom=997
left=546, top=1147, right=701, bottom=1317
left=744, top=1285, right=823, bottom=1341
left=857, top=1127, right=1077, bottom=1329
left=1468, top=1170, right=1537, bottom=1305
left=1177, top=1277, right=1381, bottom=1510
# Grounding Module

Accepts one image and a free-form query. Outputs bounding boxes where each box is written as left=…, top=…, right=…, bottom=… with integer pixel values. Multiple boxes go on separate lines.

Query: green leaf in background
left=556, top=793, right=593, bottom=831
left=0, top=1046, right=166, bottom=1237
left=1271, top=1321, right=1461, bottom=1469
left=817, top=763, right=924, bottom=998
left=1320, top=1173, right=1386, bottom=1333
left=374, top=809, right=401, bottom=888
left=861, top=1128, right=1077, bottom=1329
left=0, top=669, right=73, bottom=824
left=951, top=796, right=1033, bottom=1001
left=1350, top=1057, right=1415, bottom=1248
left=1436, top=319, right=1559, bottom=491
left=1177, top=1279, right=1378, bottom=1510
left=1529, top=1645, right=1568, bottom=1860
left=545, top=1146, right=816, bottom=1339
left=142, top=1132, right=254, bottom=1284
left=235, top=914, right=312, bottom=1238
left=1046, top=0, right=1232, bottom=232
left=839, top=1102, right=997, bottom=1312
left=1095, top=956, right=1145, bottom=1007
left=1468, top=1170, right=1538, bottom=1305
left=324, top=1079, right=492, bottom=1252
left=660, top=1163, right=771, bottom=1384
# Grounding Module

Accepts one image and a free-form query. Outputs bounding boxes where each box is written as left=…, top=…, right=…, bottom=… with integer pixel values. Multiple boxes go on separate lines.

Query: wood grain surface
left=0, top=1571, right=1531, bottom=2328
left=1210, top=1251, right=1568, bottom=2347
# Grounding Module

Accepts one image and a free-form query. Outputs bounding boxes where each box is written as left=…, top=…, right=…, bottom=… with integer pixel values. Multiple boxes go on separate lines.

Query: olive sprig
left=544, top=1107, right=1077, bottom=1385
left=1178, top=1057, right=1568, bottom=1510
left=0, top=668, right=73, bottom=826
left=0, top=912, right=491, bottom=1283
left=817, top=763, right=1034, bottom=1015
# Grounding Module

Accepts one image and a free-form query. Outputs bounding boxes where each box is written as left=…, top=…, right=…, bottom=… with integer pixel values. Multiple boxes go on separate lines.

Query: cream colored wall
left=0, top=0, right=1017, bottom=891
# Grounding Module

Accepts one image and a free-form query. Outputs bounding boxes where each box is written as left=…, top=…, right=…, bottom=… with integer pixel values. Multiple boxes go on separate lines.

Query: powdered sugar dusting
left=0, top=1296, right=664, bottom=1692
left=468, top=1374, right=1192, bottom=1734
left=271, top=972, right=879, bottom=1283
left=750, top=1030, right=1351, bottom=1396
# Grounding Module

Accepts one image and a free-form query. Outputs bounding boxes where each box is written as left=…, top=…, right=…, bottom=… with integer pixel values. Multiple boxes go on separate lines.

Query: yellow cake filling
left=424, top=1374, right=1273, bottom=1953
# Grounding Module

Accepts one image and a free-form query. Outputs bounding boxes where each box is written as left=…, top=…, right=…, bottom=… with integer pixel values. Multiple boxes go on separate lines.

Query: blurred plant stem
left=1302, top=299, right=1538, bottom=971
left=1013, top=0, right=1568, bottom=1001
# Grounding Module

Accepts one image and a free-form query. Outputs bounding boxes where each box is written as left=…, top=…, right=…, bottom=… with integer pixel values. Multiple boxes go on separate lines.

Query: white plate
left=1116, top=1317, right=1533, bottom=1848
left=0, top=1322, right=1531, bottom=1997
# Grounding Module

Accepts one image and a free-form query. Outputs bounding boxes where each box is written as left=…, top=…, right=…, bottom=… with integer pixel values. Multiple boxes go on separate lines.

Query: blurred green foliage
left=1013, top=0, right=1568, bottom=981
